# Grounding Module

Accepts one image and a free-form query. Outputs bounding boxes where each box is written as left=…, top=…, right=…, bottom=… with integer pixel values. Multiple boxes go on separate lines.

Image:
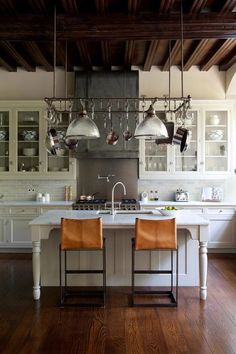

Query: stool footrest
left=65, top=290, right=104, bottom=297
left=66, top=270, right=103, bottom=274
left=134, top=290, right=173, bottom=295
left=134, top=270, right=172, bottom=274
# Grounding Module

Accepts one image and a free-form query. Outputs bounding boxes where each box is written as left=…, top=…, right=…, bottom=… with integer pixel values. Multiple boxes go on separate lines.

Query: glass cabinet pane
left=145, top=141, right=167, bottom=172
left=175, top=110, right=198, bottom=172
left=17, top=111, right=39, bottom=172
left=0, top=111, right=10, bottom=172
left=205, top=111, right=228, bottom=172
left=47, top=113, right=70, bottom=172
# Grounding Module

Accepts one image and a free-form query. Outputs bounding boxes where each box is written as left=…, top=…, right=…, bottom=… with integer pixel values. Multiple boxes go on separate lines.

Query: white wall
left=0, top=67, right=74, bottom=100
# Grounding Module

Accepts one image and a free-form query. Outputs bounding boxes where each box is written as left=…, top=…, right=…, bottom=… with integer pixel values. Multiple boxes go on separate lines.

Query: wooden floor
left=0, top=254, right=236, bottom=354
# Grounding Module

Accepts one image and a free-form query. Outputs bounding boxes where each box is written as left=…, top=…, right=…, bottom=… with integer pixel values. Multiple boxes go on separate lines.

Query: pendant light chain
left=53, top=5, right=57, bottom=98
left=180, top=0, right=184, bottom=98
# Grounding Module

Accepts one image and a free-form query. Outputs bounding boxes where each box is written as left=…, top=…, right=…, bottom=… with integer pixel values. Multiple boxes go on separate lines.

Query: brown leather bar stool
left=131, top=218, right=178, bottom=307
left=59, top=217, right=106, bottom=307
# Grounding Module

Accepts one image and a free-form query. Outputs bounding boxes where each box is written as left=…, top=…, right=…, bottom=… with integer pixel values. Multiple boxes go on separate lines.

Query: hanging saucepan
left=123, top=103, right=132, bottom=141
left=106, top=105, right=119, bottom=145
left=155, top=121, right=174, bottom=145
left=172, top=126, right=189, bottom=152
left=45, top=129, right=57, bottom=155
left=64, top=137, right=78, bottom=151
left=181, top=130, right=192, bottom=152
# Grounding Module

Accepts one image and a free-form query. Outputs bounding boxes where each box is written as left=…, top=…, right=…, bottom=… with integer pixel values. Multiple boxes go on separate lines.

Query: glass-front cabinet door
left=16, top=110, right=41, bottom=173
left=175, top=110, right=199, bottom=173
left=144, top=141, right=168, bottom=172
left=204, top=110, right=229, bottom=173
left=47, top=113, right=70, bottom=173
left=0, top=111, right=10, bottom=173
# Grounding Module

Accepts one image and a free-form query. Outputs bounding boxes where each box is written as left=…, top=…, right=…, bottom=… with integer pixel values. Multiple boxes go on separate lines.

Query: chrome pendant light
left=66, top=103, right=100, bottom=140
left=134, top=103, right=168, bottom=139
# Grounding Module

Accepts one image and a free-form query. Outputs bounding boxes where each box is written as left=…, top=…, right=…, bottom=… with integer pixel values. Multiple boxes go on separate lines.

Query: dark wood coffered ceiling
left=0, top=0, right=236, bottom=72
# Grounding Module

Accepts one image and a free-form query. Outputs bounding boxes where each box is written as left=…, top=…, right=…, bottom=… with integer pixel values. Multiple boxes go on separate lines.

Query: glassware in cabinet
left=16, top=111, right=40, bottom=172
left=0, top=111, right=10, bottom=172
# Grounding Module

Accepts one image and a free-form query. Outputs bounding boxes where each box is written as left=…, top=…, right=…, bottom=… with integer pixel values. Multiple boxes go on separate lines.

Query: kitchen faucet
left=111, top=182, right=127, bottom=215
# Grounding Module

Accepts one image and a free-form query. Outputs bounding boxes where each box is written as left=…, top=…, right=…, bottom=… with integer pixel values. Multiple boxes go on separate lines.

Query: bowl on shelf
left=23, top=147, right=37, bottom=156
left=208, top=130, right=224, bottom=140
left=22, top=130, right=37, bottom=141
left=0, top=130, right=7, bottom=141
left=209, top=115, right=220, bottom=125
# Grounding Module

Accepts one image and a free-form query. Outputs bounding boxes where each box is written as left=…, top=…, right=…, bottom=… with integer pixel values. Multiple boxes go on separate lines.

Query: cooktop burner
left=76, top=199, right=107, bottom=204
left=121, top=198, right=137, bottom=204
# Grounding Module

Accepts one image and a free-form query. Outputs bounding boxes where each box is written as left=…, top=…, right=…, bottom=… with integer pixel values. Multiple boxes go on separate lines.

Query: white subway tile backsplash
left=0, top=180, right=77, bottom=201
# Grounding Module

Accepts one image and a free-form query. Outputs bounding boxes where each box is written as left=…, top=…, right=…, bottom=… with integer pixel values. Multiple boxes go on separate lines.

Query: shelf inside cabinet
left=18, top=155, right=39, bottom=158
left=205, top=140, right=227, bottom=143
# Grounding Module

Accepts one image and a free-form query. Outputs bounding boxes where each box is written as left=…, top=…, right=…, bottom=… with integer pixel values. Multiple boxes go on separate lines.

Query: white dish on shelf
left=23, top=148, right=36, bottom=156
left=208, top=130, right=223, bottom=140
left=209, top=115, right=220, bottom=125
left=0, top=130, right=7, bottom=140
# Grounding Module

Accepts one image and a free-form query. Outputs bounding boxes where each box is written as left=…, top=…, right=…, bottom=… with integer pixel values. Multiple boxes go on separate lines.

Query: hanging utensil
left=123, top=102, right=132, bottom=141
left=106, top=105, right=119, bottom=145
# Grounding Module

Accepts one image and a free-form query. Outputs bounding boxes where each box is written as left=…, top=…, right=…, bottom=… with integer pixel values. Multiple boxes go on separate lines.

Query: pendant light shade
left=66, top=109, right=100, bottom=140
left=134, top=104, right=168, bottom=139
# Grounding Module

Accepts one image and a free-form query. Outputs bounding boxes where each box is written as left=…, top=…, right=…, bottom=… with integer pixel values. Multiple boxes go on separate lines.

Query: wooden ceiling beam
left=60, top=0, right=78, bottom=15
left=189, top=0, right=207, bottom=14
left=201, top=39, right=236, bottom=71
left=24, top=41, right=53, bottom=71
left=1, top=0, right=16, bottom=15
left=183, top=39, right=212, bottom=70
left=2, top=14, right=236, bottom=41
left=124, top=40, right=135, bottom=69
left=0, top=56, right=16, bottom=71
left=76, top=40, right=92, bottom=68
left=128, top=0, right=140, bottom=15
left=219, top=48, right=236, bottom=71
left=28, top=0, right=48, bottom=15
left=0, top=41, right=35, bottom=71
left=143, top=40, right=159, bottom=71
left=220, top=0, right=236, bottom=15
left=159, top=0, right=175, bottom=14
left=162, top=40, right=181, bottom=71
left=101, top=41, right=110, bottom=69
left=95, top=0, right=108, bottom=15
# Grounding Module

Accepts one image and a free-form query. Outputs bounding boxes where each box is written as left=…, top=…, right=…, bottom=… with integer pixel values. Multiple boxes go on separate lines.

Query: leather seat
left=59, top=217, right=106, bottom=307
left=131, top=218, right=178, bottom=307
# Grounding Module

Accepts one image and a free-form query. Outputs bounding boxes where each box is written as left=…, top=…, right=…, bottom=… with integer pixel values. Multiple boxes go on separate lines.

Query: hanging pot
left=172, top=126, right=188, bottom=152
left=181, top=130, right=192, bottom=152
left=155, top=121, right=174, bottom=145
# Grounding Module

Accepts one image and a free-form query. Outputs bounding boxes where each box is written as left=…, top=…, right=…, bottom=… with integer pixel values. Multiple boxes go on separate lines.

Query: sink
left=97, top=210, right=153, bottom=215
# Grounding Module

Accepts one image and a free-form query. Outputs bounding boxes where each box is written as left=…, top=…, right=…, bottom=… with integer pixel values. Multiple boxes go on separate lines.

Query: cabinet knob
left=200, top=161, right=204, bottom=165
left=219, top=209, right=223, bottom=213
left=9, top=161, right=13, bottom=165
left=39, top=161, right=42, bottom=165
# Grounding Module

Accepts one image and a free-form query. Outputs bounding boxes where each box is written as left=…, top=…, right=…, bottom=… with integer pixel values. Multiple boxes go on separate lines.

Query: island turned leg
left=199, top=241, right=208, bottom=300
left=32, top=240, right=41, bottom=300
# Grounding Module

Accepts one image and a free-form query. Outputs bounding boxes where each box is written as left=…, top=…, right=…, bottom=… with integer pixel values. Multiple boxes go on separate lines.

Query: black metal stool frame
left=59, top=237, right=106, bottom=307
left=131, top=238, right=178, bottom=307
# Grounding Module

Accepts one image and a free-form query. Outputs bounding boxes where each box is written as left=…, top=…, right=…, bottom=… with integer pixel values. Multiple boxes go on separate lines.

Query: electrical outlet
left=28, top=187, right=35, bottom=193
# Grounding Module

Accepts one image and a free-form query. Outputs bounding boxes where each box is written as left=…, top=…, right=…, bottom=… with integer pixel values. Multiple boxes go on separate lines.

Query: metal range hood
left=74, top=71, right=139, bottom=159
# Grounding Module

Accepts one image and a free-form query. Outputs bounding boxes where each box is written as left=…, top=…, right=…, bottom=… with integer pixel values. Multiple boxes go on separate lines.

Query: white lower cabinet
left=141, top=204, right=236, bottom=250
left=0, top=204, right=72, bottom=249
left=206, top=208, right=236, bottom=249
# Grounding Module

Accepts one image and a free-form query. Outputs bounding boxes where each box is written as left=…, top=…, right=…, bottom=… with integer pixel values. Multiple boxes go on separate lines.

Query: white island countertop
left=30, top=209, right=209, bottom=229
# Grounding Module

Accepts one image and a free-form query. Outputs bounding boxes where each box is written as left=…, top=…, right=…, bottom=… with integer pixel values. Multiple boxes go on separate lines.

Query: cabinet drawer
left=181, top=207, right=204, bottom=214
left=40, top=206, right=72, bottom=213
left=206, top=208, right=235, bottom=215
left=0, top=207, right=9, bottom=215
left=9, top=207, right=39, bottom=215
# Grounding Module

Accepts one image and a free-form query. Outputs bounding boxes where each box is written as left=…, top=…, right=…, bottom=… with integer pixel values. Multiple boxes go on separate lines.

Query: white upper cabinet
left=139, top=100, right=233, bottom=179
left=0, top=101, right=75, bottom=179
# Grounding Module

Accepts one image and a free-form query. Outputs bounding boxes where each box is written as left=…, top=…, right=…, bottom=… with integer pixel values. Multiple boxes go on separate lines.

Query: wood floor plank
left=0, top=254, right=236, bottom=354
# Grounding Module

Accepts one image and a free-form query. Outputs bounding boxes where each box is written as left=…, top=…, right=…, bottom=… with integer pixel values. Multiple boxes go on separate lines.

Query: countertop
left=139, top=201, right=236, bottom=207
left=0, top=201, right=74, bottom=206
left=29, top=210, right=209, bottom=228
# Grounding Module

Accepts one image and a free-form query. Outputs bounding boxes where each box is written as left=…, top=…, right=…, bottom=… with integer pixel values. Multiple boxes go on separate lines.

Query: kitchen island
left=30, top=210, right=209, bottom=301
